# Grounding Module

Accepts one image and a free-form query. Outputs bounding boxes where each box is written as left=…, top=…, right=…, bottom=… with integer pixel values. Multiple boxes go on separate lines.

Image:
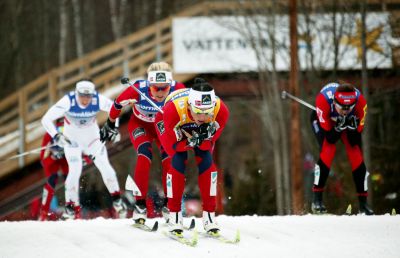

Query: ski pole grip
left=121, top=77, right=130, bottom=85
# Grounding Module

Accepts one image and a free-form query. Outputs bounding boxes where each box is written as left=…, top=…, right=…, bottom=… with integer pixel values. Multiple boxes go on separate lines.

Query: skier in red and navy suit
left=154, top=78, right=229, bottom=234
left=310, top=82, right=373, bottom=215
left=101, top=62, right=185, bottom=224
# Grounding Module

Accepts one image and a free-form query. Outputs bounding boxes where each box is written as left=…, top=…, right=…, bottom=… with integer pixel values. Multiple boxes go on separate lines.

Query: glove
left=345, top=116, right=358, bottom=130
left=53, top=133, right=71, bottom=148
left=50, top=145, right=64, bottom=159
left=198, top=122, right=217, bottom=139
left=100, top=119, right=119, bottom=142
left=187, top=131, right=207, bottom=147
left=334, top=116, right=347, bottom=132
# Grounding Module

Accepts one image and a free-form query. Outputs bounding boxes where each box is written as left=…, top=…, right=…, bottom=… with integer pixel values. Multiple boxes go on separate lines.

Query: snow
left=1, top=215, right=399, bottom=258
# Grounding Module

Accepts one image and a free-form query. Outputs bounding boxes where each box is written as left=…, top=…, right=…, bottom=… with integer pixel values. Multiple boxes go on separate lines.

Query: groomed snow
left=1, top=215, right=399, bottom=258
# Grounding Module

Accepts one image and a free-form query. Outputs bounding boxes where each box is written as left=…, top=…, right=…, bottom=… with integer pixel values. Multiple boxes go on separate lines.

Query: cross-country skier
left=310, top=82, right=374, bottom=215
left=154, top=78, right=229, bottom=235
left=38, top=118, right=69, bottom=220
left=41, top=79, right=126, bottom=220
left=100, top=62, right=185, bottom=225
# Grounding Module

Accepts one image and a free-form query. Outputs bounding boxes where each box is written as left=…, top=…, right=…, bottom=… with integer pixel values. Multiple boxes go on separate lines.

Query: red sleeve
left=210, top=100, right=229, bottom=143
left=315, top=93, right=333, bottom=131
left=354, top=94, right=367, bottom=133
left=109, top=83, right=140, bottom=120
left=174, top=82, right=186, bottom=90
left=155, top=102, right=187, bottom=156
left=40, top=133, right=52, bottom=160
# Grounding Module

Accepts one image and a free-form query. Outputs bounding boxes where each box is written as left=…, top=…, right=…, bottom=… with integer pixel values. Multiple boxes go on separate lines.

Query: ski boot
left=203, top=211, right=220, bottom=234
left=61, top=203, right=77, bottom=220
left=161, top=198, right=170, bottom=223
left=132, top=199, right=147, bottom=225
left=167, top=211, right=183, bottom=235
left=358, top=196, right=374, bottom=215
left=311, top=191, right=327, bottom=214
left=112, top=197, right=127, bottom=219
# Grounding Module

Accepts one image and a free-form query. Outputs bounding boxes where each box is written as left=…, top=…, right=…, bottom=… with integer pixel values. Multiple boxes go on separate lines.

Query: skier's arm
left=98, top=94, right=113, bottom=113
left=155, top=102, right=187, bottom=156
left=315, top=93, right=341, bottom=144
left=198, top=100, right=230, bottom=151
left=109, top=85, right=139, bottom=122
left=41, top=96, right=69, bottom=138
left=353, top=94, right=367, bottom=133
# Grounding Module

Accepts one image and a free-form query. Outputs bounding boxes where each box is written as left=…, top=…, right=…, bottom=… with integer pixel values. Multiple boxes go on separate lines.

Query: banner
left=173, top=14, right=392, bottom=73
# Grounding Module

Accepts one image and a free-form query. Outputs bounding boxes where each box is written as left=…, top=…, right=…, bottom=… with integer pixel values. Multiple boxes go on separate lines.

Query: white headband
left=148, top=71, right=173, bottom=84
left=188, top=88, right=216, bottom=109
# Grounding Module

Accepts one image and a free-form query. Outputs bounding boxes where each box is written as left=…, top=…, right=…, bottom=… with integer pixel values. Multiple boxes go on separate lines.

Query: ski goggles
left=150, top=84, right=171, bottom=92
left=190, top=104, right=214, bottom=115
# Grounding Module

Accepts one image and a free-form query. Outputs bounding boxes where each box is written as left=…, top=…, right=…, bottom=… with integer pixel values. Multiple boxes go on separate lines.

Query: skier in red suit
left=310, top=82, right=373, bottom=215
left=101, top=62, right=185, bottom=225
left=155, top=78, right=229, bottom=234
left=38, top=119, right=69, bottom=221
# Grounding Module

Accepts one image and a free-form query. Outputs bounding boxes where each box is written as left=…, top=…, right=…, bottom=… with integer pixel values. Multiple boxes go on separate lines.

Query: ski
left=162, top=230, right=198, bottom=247
left=132, top=220, right=158, bottom=232
left=201, top=229, right=240, bottom=244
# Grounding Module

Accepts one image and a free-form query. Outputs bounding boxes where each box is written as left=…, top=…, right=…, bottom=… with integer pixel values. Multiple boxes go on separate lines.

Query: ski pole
left=120, top=77, right=164, bottom=114
left=0, top=144, right=56, bottom=162
left=281, top=90, right=316, bottom=111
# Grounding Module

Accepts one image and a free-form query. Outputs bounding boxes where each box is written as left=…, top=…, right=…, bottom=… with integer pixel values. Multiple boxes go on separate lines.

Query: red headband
left=334, top=91, right=357, bottom=106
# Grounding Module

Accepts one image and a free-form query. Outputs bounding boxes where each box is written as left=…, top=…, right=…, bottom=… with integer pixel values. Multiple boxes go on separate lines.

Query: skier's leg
left=343, top=134, right=374, bottom=215
left=90, top=140, right=126, bottom=218
left=195, top=148, right=220, bottom=232
left=159, top=144, right=171, bottom=221
left=128, top=120, right=155, bottom=221
left=312, top=139, right=336, bottom=213
left=39, top=173, right=57, bottom=221
left=166, top=151, right=187, bottom=232
left=62, top=144, right=83, bottom=220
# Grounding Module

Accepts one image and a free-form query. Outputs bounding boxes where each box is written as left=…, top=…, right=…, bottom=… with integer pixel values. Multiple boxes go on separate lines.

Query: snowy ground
left=1, top=215, right=399, bottom=258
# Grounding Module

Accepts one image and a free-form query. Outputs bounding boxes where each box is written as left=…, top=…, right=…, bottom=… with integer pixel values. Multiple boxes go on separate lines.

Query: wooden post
left=48, top=70, right=58, bottom=105
left=289, top=0, right=303, bottom=214
left=18, top=89, right=27, bottom=168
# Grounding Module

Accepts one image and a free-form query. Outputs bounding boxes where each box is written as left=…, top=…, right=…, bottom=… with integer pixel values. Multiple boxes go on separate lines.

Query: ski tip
left=189, top=218, right=196, bottom=230
left=345, top=204, right=352, bottom=215
left=152, top=221, right=159, bottom=231
left=235, top=229, right=241, bottom=242
left=391, top=208, right=397, bottom=216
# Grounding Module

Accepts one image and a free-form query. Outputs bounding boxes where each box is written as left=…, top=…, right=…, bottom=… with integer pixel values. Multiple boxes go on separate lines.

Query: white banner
left=173, top=14, right=392, bottom=73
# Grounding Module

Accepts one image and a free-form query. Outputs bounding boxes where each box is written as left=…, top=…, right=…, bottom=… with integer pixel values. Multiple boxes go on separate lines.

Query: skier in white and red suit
left=310, top=81, right=374, bottom=215
left=154, top=77, right=229, bottom=234
left=103, top=62, right=185, bottom=224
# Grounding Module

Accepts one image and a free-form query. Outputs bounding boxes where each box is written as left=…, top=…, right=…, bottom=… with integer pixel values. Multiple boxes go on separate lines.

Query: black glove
left=334, top=116, right=347, bottom=132
left=345, top=116, right=358, bottom=130
left=325, top=129, right=341, bottom=144
left=100, top=119, right=119, bottom=142
left=49, top=145, right=64, bottom=159
left=198, top=122, right=217, bottom=139
left=53, top=133, right=71, bottom=147
left=187, top=131, right=207, bottom=147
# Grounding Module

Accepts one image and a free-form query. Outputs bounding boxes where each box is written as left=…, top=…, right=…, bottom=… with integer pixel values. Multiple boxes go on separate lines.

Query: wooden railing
left=0, top=1, right=237, bottom=178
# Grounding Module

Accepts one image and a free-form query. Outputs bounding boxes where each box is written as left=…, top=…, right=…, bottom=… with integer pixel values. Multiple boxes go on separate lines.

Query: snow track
left=0, top=215, right=399, bottom=258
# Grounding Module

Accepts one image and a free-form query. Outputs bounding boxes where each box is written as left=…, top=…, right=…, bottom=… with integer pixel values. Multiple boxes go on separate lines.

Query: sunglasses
left=190, top=105, right=214, bottom=115
left=150, top=85, right=170, bottom=92
left=334, top=101, right=355, bottom=111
